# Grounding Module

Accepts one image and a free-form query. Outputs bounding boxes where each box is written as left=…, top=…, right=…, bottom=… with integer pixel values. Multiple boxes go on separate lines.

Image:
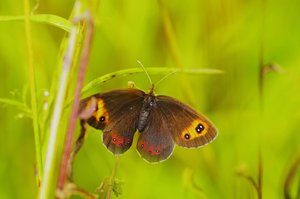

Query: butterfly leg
left=67, top=119, right=87, bottom=180
left=67, top=96, right=98, bottom=179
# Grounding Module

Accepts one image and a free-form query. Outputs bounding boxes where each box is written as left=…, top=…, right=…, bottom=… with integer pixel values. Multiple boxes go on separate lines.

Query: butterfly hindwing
left=156, top=95, right=218, bottom=148
left=79, top=89, right=145, bottom=154
left=136, top=108, right=175, bottom=163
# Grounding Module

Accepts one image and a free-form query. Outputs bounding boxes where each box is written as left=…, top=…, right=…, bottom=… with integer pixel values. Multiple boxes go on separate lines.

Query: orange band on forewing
left=93, top=100, right=104, bottom=120
left=89, top=99, right=109, bottom=122
left=180, top=119, right=208, bottom=140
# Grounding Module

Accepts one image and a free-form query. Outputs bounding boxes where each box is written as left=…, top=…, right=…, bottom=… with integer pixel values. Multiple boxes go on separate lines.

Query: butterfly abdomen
left=137, top=95, right=156, bottom=132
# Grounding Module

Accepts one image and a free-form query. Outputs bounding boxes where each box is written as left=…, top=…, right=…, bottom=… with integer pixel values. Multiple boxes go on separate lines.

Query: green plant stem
left=157, top=0, right=195, bottom=104
left=297, top=171, right=300, bottom=199
left=284, top=154, right=300, bottom=199
left=23, top=0, right=43, bottom=185
left=38, top=3, right=82, bottom=199
left=158, top=0, right=181, bottom=68
left=258, top=150, right=263, bottom=199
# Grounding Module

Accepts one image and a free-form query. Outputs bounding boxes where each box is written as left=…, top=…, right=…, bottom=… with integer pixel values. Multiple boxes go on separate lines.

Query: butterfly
left=79, top=85, right=218, bottom=163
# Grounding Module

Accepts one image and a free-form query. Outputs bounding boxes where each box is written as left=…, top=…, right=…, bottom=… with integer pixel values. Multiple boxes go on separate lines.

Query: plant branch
left=57, top=9, right=94, bottom=191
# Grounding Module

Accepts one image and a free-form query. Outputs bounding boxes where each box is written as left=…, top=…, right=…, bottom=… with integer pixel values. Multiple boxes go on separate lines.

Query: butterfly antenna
left=137, top=60, right=153, bottom=87
left=155, top=69, right=179, bottom=87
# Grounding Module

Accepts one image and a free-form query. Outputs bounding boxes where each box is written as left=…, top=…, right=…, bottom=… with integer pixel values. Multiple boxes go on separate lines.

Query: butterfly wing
left=79, top=89, right=145, bottom=155
left=156, top=95, right=218, bottom=148
left=136, top=107, right=175, bottom=163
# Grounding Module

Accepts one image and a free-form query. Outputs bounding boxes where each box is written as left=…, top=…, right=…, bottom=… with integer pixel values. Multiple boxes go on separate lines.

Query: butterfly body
left=79, top=88, right=217, bottom=163
left=138, top=93, right=157, bottom=132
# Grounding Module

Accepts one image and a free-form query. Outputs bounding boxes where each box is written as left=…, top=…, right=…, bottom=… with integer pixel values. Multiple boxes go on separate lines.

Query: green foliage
left=1, top=0, right=300, bottom=199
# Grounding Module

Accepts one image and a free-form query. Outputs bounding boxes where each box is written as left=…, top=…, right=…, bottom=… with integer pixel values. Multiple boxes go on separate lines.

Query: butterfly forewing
left=156, top=95, right=218, bottom=148
left=80, top=89, right=145, bottom=154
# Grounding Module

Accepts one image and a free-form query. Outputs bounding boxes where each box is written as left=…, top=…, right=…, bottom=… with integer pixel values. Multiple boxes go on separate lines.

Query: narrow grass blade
left=0, top=98, right=31, bottom=114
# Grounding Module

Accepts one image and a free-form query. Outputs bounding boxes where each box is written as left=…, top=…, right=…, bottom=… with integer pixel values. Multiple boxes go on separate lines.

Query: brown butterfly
left=79, top=84, right=218, bottom=163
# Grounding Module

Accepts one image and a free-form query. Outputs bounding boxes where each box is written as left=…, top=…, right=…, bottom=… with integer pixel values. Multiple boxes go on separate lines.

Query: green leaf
left=82, top=67, right=223, bottom=95
left=0, top=14, right=72, bottom=32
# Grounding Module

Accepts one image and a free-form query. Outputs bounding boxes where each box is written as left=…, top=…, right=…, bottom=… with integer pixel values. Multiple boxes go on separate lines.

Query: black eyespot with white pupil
left=184, top=133, right=190, bottom=140
left=196, top=123, right=204, bottom=133
left=100, top=116, right=105, bottom=122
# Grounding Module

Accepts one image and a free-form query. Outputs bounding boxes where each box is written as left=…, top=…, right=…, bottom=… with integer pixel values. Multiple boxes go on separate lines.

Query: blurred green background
left=1, top=0, right=300, bottom=198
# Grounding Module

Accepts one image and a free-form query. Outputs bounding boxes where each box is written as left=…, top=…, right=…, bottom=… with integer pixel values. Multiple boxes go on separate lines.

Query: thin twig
left=237, top=173, right=259, bottom=195
left=57, top=10, right=94, bottom=190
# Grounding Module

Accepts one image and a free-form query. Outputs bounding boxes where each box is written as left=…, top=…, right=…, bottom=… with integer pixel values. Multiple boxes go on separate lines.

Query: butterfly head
left=146, top=94, right=156, bottom=107
left=148, top=84, right=156, bottom=95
